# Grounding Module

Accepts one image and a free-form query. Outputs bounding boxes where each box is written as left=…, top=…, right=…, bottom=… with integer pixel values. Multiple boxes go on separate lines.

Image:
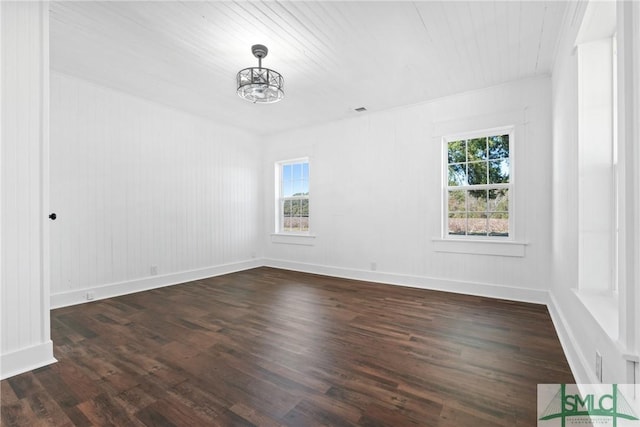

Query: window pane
left=448, top=164, right=467, bottom=186
left=300, top=204, right=309, bottom=231
left=448, top=190, right=466, bottom=212
left=279, top=160, right=310, bottom=233
left=468, top=190, right=487, bottom=212
left=448, top=140, right=466, bottom=163
left=283, top=197, right=295, bottom=232
left=467, top=138, right=487, bottom=161
left=489, top=212, right=509, bottom=236
left=448, top=213, right=466, bottom=235
left=283, top=180, right=294, bottom=197
left=299, top=199, right=305, bottom=216
left=489, top=159, right=509, bottom=183
left=467, top=162, right=487, bottom=185
left=467, top=213, right=487, bottom=236
left=283, top=164, right=292, bottom=182
left=293, top=180, right=304, bottom=195
left=283, top=199, right=292, bottom=216
left=443, top=132, right=510, bottom=239
left=292, top=199, right=302, bottom=217
left=287, top=198, right=301, bottom=231
left=285, top=217, right=298, bottom=232
left=488, top=189, right=509, bottom=212
left=488, top=135, right=509, bottom=159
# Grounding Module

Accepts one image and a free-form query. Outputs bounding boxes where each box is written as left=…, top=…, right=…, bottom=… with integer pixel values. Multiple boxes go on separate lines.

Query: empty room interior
left=1, top=0, right=639, bottom=426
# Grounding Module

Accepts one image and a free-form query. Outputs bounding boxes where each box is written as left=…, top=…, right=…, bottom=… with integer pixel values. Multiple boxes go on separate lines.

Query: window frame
left=275, top=157, right=310, bottom=235
left=442, top=126, right=515, bottom=241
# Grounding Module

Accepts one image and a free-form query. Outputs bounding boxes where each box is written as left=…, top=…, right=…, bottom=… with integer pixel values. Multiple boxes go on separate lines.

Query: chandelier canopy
left=236, top=44, right=284, bottom=104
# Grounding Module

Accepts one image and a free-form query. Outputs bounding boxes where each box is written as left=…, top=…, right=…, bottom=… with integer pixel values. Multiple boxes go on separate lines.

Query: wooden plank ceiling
left=50, top=1, right=568, bottom=135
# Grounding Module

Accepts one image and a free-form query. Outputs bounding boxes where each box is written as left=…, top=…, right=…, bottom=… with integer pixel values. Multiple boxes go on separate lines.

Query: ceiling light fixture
left=237, top=44, right=284, bottom=104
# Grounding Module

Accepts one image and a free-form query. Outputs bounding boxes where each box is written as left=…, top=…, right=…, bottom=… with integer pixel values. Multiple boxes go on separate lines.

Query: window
left=577, top=36, right=617, bottom=293
left=573, top=0, right=619, bottom=337
left=276, top=159, right=309, bottom=233
left=444, top=128, right=512, bottom=238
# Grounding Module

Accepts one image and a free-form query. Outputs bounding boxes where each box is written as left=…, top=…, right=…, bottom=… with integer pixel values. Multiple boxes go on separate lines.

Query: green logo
left=539, top=384, right=639, bottom=426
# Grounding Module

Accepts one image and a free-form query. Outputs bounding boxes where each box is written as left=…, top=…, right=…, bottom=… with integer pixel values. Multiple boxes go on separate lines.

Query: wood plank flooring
left=1, top=267, right=574, bottom=426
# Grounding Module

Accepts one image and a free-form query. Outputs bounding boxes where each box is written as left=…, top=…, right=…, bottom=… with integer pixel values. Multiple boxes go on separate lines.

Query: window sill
left=432, top=238, right=527, bottom=257
left=271, top=233, right=316, bottom=246
left=573, top=289, right=618, bottom=341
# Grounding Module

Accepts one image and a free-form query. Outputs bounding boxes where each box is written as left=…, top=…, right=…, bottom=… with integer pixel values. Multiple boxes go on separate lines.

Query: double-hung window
left=444, top=128, right=513, bottom=238
left=276, top=159, right=309, bottom=233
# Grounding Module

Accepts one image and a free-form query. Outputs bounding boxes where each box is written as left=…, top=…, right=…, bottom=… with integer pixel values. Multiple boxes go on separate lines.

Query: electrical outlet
left=370, top=262, right=377, bottom=271
left=86, top=292, right=94, bottom=301
left=150, top=265, right=158, bottom=276
left=596, top=351, right=603, bottom=382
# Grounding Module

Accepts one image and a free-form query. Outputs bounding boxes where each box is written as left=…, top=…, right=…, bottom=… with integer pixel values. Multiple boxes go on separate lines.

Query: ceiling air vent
left=354, top=107, right=367, bottom=112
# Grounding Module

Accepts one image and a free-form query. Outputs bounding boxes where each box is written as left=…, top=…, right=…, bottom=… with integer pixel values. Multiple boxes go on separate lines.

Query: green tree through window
left=446, top=132, right=511, bottom=237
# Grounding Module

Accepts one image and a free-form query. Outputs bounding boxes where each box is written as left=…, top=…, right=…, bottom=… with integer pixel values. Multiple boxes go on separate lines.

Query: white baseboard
left=52, top=257, right=547, bottom=309
left=263, top=258, right=548, bottom=304
left=51, top=259, right=263, bottom=309
left=547, top=291, right=594, bottom=385
left=47, top=257, right=586, bottom=385
left=266, top=259, right=591, bottom=382
left=1, top=341, right=57, bottom=380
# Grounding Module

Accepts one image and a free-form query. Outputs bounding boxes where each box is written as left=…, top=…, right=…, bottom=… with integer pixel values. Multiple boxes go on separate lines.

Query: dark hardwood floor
left=1, top=267, right=573, bottom=426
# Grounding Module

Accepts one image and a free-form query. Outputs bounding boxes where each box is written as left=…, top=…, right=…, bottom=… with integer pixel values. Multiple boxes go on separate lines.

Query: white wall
left=262, top=76, right=553, bottom=303
left=49, top=72, right=263, bottom=308
left=9, top=1, right=635, bottom=387
left=550, top=0, right=640, bottom=385
left=617, top=0, right=640, bottom=386
left=1, top=1, right=57, bottom=379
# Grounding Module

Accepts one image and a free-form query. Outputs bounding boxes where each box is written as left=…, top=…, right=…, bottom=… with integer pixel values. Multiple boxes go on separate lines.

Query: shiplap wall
left=263, top=76, right=553, bottom=303
left=49, top=72, right=262, bottom=307
left=550, top=0, right=640, bottom=385
left=1, top=1, right=56, bottom=379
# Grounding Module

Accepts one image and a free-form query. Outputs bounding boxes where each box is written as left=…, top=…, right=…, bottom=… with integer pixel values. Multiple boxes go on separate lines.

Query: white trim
left=573, top=289, right=619, bottom=341
left=1, top=341, right=57, bottom=380
left=40, top=0, right=52, bottom=348
left=0, top=0, right=3, bottom=381
left=442, top=125, right=515, bottom=144
left=441, top=126, right=516, bottom=241
left=270, top=233, right=316, bottom=246
left=547, top=292, right=596, bottom=385
left=50, top=259, right=262, bottom=309
left=432, top=238, right=527, bottom=257
left=276, top=157, right=310, bottom=167
left=263, top=258, right=547, bottom=304
left=43, top=259, right=584, bottom=385
left=633, top=0, right=640, bottom=362
left=621, top=348, right=640, bottom=363
left=0, top=2, right=56, bottom=382
left=275, top=158, right=310, bottom=234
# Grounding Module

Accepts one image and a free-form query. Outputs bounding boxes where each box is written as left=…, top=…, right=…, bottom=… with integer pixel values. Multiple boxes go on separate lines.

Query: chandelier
left=236, top=44, right=284, bottom=104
